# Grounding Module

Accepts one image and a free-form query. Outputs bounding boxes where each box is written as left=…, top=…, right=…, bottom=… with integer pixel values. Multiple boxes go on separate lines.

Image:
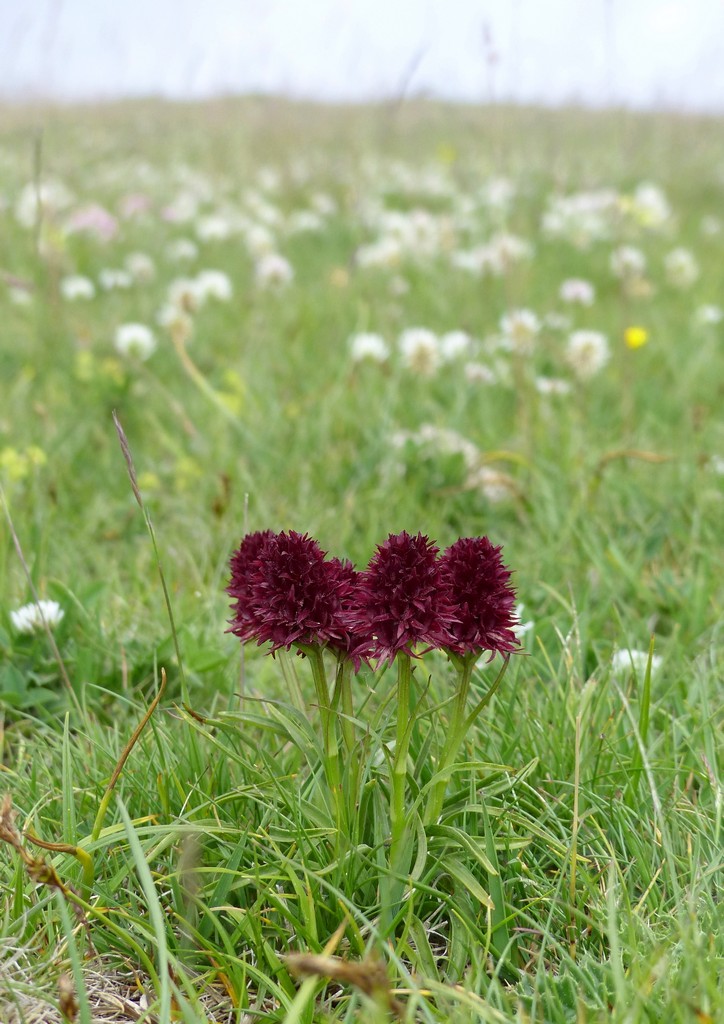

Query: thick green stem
left=305, top=645, right=345, bottom=833
left=389, top=654, right=412, bottom=874
left=424, top=654, right=476, bottom=825
left=333, top=657, right=356, bottom=754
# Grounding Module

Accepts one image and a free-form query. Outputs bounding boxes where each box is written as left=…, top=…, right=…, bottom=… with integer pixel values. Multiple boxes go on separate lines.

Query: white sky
left=2, top=0, right=724, bottom=110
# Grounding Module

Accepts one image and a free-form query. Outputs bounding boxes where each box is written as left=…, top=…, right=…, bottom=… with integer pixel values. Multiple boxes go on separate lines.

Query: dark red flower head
left=438, top=536, right=519, bottom=657
left=227, top=530, right=361, bottom=659
left=227, top=530, right=275, bottom=631
left=345, top=531, right=456, bottom=666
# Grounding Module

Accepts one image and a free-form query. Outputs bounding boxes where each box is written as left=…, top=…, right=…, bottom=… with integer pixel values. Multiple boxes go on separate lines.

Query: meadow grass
left=0, top=99, right=722, bottom=1022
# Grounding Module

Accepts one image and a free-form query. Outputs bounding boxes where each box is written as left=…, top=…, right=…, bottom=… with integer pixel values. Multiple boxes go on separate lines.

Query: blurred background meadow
left=0, top=3, right=723, bottom=1022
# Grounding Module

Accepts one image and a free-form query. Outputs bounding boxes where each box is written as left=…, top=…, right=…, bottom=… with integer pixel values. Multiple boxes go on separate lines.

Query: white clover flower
left=114, top=323, right=156, bottom=360
left=257, top=165, right=281, bottom=192
left=255, top=253, right=294, bottom=287
left=195, top=213, right=233, bottom=241
left=415, top=424, right=479, bottom=468
left=99, top=268, right=133, bottom=290
left=399, top=327, right=440, bottom=376
left=166, top=276, right=203, bottom=313
left=610, top=245, right=646, bottom=280
left=664, top=248, right=699, bottom=289
left=61, top=274, right=96, bottom=300
left=610, top=648, right=662, bottom=678
left=630, top=183, right=671, bottom=229
left=124, top=251, right=156, bottom=283
left=389, top=429, right=413, bottom=449
left=489, top=231, right=533, bottom=268
left=356, top=236, right=403, bottom=269
left=565, top=330, right=610, bottom=381
left=559, top=278, right=595, bottom=306
left=500, top=309, right=540, bottom=355
left=311, top=191, right=336, bottom=216
left=700, top=215, right=722, bottom=236
left=14, top=179, right=73, bottom=228
left=10, top=599, right=64, bottom=634
left=479, top=177, right=515, bottom=214
left=245, top=194, right=282, bottom=228
left=164, top=190, right=200, bottom=223
left=542, top=189, right=618, bottom=248
left=543, top=312, right=572, bottom=332
left=286, top=210, right=324, bottom=234
left=450, top=247, right=501, bottom=275
left=465, top=466, right=517, bottom=502
left=439, top=330, right=473, bottom=362
left=195, top=269, right=233, bottom=302
left=349, top=332, right=389, bottom=363
left=165, top=238, right=198, bottom=262
left=245, top=224, right=276, bottom=258
left=389, top=275, right=409, bottom=296
left=8, top=286, right=32, bottom=306
left=535, top=376, right=572, bottom=396
left=464, top=361, right=497, bottom=385
left=157, top=303, right=193, bottom=342
left=693, top=304, right=723, bottom=327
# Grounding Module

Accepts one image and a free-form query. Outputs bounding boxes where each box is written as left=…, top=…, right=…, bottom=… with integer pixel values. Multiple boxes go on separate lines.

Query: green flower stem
left=389, top=653, right=412, bottom=874
left=424, top=653, right=510, bottom=826
left=333, top=656, right=356, bottom=754
left=305, top=645, right=345, bottom=833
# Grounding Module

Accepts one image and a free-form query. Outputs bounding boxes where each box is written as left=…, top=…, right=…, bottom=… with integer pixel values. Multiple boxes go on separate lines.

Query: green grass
left=0, top=98, right=722, bottom=1022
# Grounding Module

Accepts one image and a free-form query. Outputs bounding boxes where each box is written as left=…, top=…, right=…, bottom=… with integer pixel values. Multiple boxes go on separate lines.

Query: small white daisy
left=559, top=278, right=595, bottom=306
left=439, top=330, right=473, bottom=362
left=114, top=323, right=156, bottom=360
left=611, top=648, right=662, bottom=678
left=464, top=361, right=497, bottom=385
left=99, top=268, right=132, bottom=290
left=61, top=275, right=96, bottom=300
left=535, top=376, right=571, bottom=396
left=124, top=252, right=156, bottom=283
left=500, top=309, right=540, bottom=355
left=610, top=245, right=646, bottom=280
left=11, top=599, right=64, bottom=634
left=565, top=330, right=609, bottom=380
left=255, top=253, right=294, bottom=287
left=399, top=327, right=440, bottom=376
left=349, top=332, right=389, bottom=363
left=165, top=238, right=199, bottom=262
left=694, top=304, right=723, bottom=327
left=664, top=248, right=699, bottom=289
left=195, top=269, right=233, bottom=302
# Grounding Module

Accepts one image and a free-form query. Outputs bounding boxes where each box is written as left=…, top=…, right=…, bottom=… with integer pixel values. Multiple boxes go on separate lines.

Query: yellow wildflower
left=99, top=358, right=126, bottom=385
left=174, top=457, right=202, bottom=492
left=137, top=471, right=160, bottom=492
left=624, top=326, right=649, bottom=349
left=26, top=446, right=47, bottom=467
left=217, top=391, right=243, bottom=416
left=0, top=448, right=28, bottom=481
left=74, top=351, right=95, bottom=382
left=221, top=369, right=246, bottom=398
left=329, top=267, right=350, bottom=289
left=436, top=142, right=457, bottom=165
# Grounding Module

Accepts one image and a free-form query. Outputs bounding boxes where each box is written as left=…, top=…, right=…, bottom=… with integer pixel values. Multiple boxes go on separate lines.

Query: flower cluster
left=227, top=529, right=520, bottom=667
left=227, top=530, right=365, bottom=666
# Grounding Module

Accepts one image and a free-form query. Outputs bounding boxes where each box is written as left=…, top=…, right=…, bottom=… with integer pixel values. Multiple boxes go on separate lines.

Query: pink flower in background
left=118, top=193, right=152, bottom=219
left=65, top=203, right=118, bottom=242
